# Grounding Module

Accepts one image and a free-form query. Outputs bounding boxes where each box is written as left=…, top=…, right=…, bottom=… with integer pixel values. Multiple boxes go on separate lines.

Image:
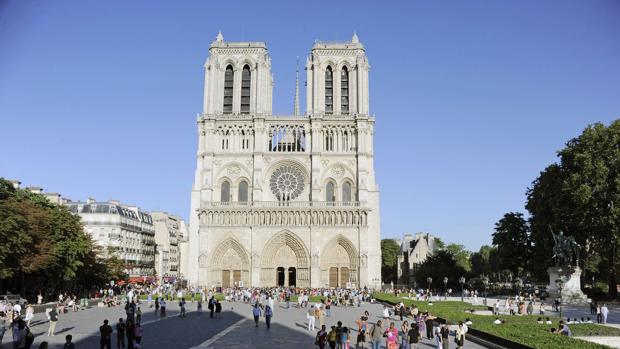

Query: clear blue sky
left=1, top=1, right=619, bottom=251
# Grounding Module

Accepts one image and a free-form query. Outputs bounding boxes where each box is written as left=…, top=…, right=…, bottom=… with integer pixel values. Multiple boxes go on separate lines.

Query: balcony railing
left=203, top=201, right=364, bottom=208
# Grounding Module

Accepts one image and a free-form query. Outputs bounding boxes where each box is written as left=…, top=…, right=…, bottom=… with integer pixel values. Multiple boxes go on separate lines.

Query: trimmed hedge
left=374, top=293, right=618, bottom=349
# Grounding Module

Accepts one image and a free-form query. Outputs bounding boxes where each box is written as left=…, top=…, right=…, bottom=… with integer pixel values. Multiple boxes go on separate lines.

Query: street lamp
left=459, top=276, right=466, bottom=302
left=555, top=276, right=566, bottom=319
left=482, top=276, right=489, bottom=306
left=443, top=277, right=448, bottom=300
left=426, top=277, right=432, bottom=294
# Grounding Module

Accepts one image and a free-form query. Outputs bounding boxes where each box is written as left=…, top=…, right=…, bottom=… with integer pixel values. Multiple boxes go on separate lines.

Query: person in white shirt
left=382, top=306, right=390, bottom=320
left=601, top=304, right=609, bottom=324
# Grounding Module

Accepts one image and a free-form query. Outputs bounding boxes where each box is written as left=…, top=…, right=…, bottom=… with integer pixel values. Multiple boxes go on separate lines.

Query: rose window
left=269, top=164, right=305, bottom=201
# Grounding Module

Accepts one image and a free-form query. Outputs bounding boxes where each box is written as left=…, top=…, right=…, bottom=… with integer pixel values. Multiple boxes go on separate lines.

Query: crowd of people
left=0, top=283, right=615, bottom=349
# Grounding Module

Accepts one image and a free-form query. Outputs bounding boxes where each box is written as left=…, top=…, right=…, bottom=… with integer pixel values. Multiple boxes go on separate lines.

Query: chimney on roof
left=27, top=187, right=43, bottom=194
left=9, top=180, right=21, bottom=189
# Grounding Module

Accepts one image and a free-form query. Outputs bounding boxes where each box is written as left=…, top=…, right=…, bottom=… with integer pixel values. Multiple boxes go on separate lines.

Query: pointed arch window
left=325, top=66, right=333, bottom=114
left=326, top=181, right=335, bottom=202
left=238, top=180, right=249, bottom=203
left=223, top=65, right=234, bottom=114
left=341, top=67, right=349, bottom=114
left=221, top=180, right=231, bottom=202
left=342, top=182, right=352, bottom=203
left=241, top=65, right=251, bottom=114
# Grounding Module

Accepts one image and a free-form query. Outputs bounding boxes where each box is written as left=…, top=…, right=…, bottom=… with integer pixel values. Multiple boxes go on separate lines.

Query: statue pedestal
left=547, top=266, right=587, bottom=304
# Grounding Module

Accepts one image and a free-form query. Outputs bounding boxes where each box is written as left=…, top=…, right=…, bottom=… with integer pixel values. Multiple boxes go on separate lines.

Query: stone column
left=232, top=67, right=241, bottom=114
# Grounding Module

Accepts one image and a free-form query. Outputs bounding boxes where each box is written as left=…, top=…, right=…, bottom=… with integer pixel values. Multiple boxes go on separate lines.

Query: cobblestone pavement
left=16, top=300, right=484, bottom=349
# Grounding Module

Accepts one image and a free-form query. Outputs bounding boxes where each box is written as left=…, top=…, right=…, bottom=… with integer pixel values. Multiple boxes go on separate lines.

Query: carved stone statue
left=552, top=231, right=580, bottom=269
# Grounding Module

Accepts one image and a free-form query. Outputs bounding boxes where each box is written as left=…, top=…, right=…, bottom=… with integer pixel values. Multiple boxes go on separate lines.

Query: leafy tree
left=445, top=243, right=471, bottom=272
left=527, top=121, right=620, bottom=298
left=0, top=178, right=110, bottom=295
left=470, top=245, right=497, bottom=277
left=415, top=250, right=467, bottom=290
left=434, top=237, right=445, bottom=250
left=492, top=212, right=532, bottom=277
left=381, top=239, right=400, bottom=283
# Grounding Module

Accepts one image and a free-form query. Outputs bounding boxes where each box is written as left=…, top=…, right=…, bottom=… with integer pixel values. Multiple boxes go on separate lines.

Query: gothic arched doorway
left=321, top=235, right=358, bottom=288
left=260, top=230, right=309, bottom=287
left=209, top=238, right=250, bottom=288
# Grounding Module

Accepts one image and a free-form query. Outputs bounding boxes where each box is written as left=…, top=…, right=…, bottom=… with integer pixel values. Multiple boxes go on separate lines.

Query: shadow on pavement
left=35, top=310, right=245, bottom=349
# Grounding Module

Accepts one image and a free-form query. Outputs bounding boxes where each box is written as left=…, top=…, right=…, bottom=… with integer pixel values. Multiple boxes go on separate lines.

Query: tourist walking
left=135, top=307, right=142, bottom=324
left=440, top=324, right=449, bottom=349
left=252, top=304, right=261, bottom=327
left=116, top=318, right=126, bottom=349
left=601, top=304, right=609, bottom=324
left=328, top=325, right=338, bottom=349
left=265, top=305, right=273, bottom=329
left=47, top=307, right=58, bottom=337
left=408, top=321, right=421, bottom=349
left=307, top=306, right=316, bottom=331
left=455, top=322, right=466, bottom=349
left=208, top=297, right=215, bottom=318
left=316, top=324, right=327, bottom=349
left=370, top=320, right=384, bottom=349
left=99, top=319, right=113, bottom=349
left=25, top=304, right=34, bottom=327
left=160, top=300, right=167, bottom=317
left=356, top=315, right=368, bottom=349
left=434, top=326, right=442, bottom=349
left=154, top=298, right=159, bottom=315
left=596, top=305, right=602, bottom=323
left=126, top=319, right=135, bottom=349
left=400, top=321, right=410, bottom=349
left=385, top=322, right=399, bottom=349
left=179, top=298, right=187, bottom=318
left=134, top=323, right=143, bottom=345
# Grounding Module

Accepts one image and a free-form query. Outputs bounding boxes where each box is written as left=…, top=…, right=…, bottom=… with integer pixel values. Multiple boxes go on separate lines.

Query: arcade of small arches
left=199, top=231, right=359, bottom=288
left=200, top=209, right=369, bottom=227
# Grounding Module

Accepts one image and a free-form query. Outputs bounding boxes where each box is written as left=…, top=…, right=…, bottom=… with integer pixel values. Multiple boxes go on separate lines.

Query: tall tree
left=381, top=239, right=400, bottom=283
left=470, top=245, right=497, bottom=277
left=528, top=121, right=620, bottom=298
left=0, top=178, right=109, bottom=295
left=492, top=212, right=532, bottom=277
left=445, top=243, right=472, bottom=272
left=415, top=250, right=467, bottom=290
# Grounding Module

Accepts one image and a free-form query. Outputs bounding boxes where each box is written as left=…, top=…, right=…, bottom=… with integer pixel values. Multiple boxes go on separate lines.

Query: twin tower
left=187, top=32, right=381, bottom=289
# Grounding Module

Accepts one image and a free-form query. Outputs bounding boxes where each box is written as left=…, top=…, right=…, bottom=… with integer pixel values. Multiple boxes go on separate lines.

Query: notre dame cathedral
left=186, top=32, right=381, bottom=289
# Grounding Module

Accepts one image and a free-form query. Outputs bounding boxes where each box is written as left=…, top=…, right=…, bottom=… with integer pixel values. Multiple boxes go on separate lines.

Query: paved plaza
left=19, top=300, right=485, bottom=349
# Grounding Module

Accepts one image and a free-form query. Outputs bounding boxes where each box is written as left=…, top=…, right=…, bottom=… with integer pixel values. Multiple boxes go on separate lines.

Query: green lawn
left=374, top=293, right=620, bottom=349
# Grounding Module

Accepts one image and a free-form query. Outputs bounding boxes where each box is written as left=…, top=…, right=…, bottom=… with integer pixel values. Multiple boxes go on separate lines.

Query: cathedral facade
left=187, top=33, right=381, bottom=289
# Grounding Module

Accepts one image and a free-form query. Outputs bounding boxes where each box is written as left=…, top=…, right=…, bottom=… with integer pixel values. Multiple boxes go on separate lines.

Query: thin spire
left=216, top=31, right=224, bottom=42
left=294, top=56, right=300, bottom=116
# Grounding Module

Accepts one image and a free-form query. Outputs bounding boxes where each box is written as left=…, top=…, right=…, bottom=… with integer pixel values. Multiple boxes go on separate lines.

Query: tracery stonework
left=187, top=33, right=381, bottom=288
